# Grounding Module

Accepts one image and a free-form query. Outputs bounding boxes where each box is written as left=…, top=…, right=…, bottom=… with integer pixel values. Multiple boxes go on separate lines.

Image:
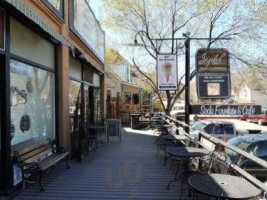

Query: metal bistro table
left=164, top=145, right=208, bottom=165
left=167, top=147, right=209, bottom=158
left=188, top=173, right=261, bottom=200
left=161, top=134, right=187, bottom=142
left=166, top=147, right=210, bottom=189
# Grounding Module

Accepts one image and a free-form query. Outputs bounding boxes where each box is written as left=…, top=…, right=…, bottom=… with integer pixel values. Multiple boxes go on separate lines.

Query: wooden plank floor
left=12, top=128, right=191, bottom=200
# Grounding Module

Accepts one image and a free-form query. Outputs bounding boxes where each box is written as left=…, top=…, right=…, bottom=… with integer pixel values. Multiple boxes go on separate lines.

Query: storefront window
left=69, top=57, right=82, bottom=80
left=71, top=0, right=105, bottom=62
left=47, top=0, right=62, bottom=11
left=69, top=80, right=81, bottom=132
left=93, top=73, right=100, bottom=87
left=125, top=92, right=131, bottom=104
left=10, top=18, right=55, bottom=69
left=94, top=89, right=101, bottom=124
left=83, top=66, right=93, bottom=83
left=10, top=59, right=55, bottom=151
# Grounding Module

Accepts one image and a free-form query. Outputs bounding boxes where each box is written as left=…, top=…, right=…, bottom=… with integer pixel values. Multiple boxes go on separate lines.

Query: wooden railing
left=160, top=113, right=267, bottom=196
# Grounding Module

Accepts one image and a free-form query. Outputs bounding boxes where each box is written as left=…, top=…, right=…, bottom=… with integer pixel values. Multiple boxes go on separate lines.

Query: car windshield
left=224, top=125, right=234, bottom=134
left=226, top=137, right=251, bottom=157
left=172, top=106, right=184, bottom=111
left=191, top=122, right=206, bottom=131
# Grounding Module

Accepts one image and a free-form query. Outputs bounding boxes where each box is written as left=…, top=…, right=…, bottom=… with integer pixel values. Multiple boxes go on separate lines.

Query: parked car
left=170, top=104, right=185, bottom=121
left=258, top=109, right=267, bottom=125
left=226, top=134, right=267, bottom=180
left=190, top=120, right=237, bottom=141
left=247, top=109, right=267, bottom=125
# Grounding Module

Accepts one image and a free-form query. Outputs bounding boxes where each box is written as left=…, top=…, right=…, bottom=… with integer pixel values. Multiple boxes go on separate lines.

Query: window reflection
left=47, top=0, right=61, bottom=11
left=10, top=59, right=55, bottom=151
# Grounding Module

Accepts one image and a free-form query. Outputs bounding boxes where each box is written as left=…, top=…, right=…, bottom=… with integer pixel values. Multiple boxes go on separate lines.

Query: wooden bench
left=13, top=139, right=70, bottom=191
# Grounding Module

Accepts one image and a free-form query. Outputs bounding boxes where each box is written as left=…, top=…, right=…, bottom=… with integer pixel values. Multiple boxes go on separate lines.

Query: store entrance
left=69, top=82, right=99, bottom=162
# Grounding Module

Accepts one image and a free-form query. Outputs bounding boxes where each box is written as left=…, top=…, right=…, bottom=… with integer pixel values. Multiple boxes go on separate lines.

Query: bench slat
left=20, top=144, right=51, bottom=161
left=39, top=152, right=69, bottom=171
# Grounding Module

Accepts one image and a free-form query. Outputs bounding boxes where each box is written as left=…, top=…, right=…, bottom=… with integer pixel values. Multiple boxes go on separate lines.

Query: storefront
left=69, top=56, right=103, bottom=161
left=0, top=0, right=105, bottom=195
left=0, top=5, right=60, bottom=193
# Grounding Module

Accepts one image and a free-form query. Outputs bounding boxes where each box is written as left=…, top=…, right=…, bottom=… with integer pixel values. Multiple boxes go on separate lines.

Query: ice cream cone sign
left=161, top=62, right=172, bottom=83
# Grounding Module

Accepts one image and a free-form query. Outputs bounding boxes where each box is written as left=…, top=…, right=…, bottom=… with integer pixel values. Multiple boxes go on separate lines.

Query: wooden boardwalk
left=12, top=128, right=191, bottom=200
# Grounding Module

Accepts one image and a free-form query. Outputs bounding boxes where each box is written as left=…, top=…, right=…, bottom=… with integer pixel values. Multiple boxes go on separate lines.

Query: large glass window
left=10, top=18, right=55, bottom=69
left=10, top=60, right=55, bottom=151
left=69, top=57, right=82, bottom=80
left=47, top=0, right=62, bottom=11
left=70, top=0, right=105, bottom=62
left=94, top=89, right=101, bottom=124
left=69, top=80, right=81, bottom=132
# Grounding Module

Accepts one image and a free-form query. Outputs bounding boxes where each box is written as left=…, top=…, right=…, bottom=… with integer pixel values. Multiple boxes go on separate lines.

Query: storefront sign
left=197, top=74, right=231, bottom=98
left=157, top=54, right=177, bottom=91
left=196, top=49, right=229, bottom=73
left=196, top=48, right=231, bottom=99
left=191, top=105, right=261, bottom=115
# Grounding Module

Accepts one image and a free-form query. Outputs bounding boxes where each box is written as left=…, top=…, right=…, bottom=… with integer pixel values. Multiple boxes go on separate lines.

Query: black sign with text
left=197, top=74, right=231, bottom=99
left=191, top=105, right=261, bottom=115
left=196, top=48, right=231, bottom=99
left=196, top=49, right=229, bottom=73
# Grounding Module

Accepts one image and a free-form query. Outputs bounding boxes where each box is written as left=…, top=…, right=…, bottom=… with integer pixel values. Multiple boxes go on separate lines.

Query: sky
left=89, top=0, right=267, bottom=82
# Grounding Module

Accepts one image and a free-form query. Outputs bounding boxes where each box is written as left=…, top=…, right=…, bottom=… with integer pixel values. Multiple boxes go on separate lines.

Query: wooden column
left=57, top=45, right=70, bottom=149
left=57, top=0, right=70, bottom=149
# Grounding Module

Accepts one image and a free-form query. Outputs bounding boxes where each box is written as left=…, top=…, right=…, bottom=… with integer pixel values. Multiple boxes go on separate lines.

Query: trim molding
left=4, top=0, right=71, bottom=47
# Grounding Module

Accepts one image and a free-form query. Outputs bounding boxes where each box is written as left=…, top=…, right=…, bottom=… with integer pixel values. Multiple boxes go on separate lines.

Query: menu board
left=106, top=119, right=121, bottom=142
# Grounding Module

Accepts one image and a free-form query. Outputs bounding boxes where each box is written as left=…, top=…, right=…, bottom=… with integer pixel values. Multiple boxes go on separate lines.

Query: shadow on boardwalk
left=12, top=127, right=190, bottom=200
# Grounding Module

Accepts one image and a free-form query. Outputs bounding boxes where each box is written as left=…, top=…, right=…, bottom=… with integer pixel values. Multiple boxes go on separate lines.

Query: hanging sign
left=157, top=54, right=178, bottom=91
left=191, top=105, right=261, bottom=115
left=196, top=48, right=231, bottom=99
left=197, top=74, right=231, bottom=98
left=197, top=49, right=229, bottom=73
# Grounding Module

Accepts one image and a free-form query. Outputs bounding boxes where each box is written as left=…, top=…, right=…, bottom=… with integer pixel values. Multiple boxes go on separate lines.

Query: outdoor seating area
left=11, top=114, right=267, bottom=200
left=154, top=117, right=264, bottom=200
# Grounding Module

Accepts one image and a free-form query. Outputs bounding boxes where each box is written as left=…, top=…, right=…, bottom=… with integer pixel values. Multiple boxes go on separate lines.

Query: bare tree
left=103, top=0, right=267, bottom=115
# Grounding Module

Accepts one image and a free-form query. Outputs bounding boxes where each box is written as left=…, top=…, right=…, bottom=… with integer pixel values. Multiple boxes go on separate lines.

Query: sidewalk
left=12, top=128, right=188, bottom=200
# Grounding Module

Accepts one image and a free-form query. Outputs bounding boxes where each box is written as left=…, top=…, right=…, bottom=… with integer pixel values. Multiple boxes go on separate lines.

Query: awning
left=71, top=47, right=105, bottom=75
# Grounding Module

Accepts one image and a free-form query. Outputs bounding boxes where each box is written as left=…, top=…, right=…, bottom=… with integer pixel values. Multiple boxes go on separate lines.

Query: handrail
left=163, top=114, right=189, bottom=128
left=160, top=113, right=267, bottom=193
left=199, top=131, right=267, bottom=169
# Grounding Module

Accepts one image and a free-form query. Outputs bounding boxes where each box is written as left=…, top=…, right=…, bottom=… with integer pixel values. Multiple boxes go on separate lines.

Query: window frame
left=124, top=92, right=132, bottom=104
left=68, top=0, right=105, bottom=64
left=42, top=0, right=65, bottom=22
left=203, top=124, right=215, bottom=135
left=0, top=8, right=6, bottom=51
left=10, top=56, right=56, bottom=152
